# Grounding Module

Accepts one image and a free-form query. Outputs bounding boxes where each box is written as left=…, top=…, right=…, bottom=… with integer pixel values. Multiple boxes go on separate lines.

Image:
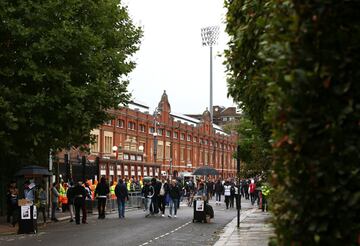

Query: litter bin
left=18, top=205, right=37, bottom=234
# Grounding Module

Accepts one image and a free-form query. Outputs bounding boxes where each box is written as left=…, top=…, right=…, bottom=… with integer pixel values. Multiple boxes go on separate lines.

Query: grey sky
left=124, top=0, right=236, bottom=114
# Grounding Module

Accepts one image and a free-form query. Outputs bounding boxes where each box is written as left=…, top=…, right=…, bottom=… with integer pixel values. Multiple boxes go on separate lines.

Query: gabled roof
left=220, top=107, right=238, bottom=116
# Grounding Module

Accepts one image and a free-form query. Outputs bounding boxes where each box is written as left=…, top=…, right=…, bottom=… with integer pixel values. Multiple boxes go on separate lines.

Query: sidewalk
left=214, top=200, right=274, bottom=246
left=0, top=208, right=72, bottom=236
left=0, top=205, right=137, bottom=236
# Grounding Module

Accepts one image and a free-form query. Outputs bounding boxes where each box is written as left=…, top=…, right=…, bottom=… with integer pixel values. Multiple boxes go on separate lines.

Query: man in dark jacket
left=168, top=179, right=181, bottom=218
left=151, top=178, right=161, bottom=214
left=214, top=179, right=223, bottom=205
left=142, top=181, right=155, bottom=217
left=95, top=177, right=110, bottom=219
left=73, top=181, right=87, bottom=224
left=115, top=179, right=129, bottom=218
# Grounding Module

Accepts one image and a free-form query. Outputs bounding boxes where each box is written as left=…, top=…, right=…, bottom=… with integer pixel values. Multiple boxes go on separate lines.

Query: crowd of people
left=5, top=174, right=271, bottom=227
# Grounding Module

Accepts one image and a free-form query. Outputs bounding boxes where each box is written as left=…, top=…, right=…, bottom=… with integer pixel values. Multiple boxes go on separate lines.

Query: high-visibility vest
left=110, top=185, right=116, bottom=199
left=261, top=185, right=271, bottom=197
left=59, top=184, right=68, bottom=204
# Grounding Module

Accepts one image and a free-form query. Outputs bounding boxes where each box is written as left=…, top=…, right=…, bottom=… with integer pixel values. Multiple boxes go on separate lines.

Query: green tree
left=224, top=0, right=360, bottom=245
left=236, top=115, right=269, bottom=178
left=0, top=0, right=141, bottom=168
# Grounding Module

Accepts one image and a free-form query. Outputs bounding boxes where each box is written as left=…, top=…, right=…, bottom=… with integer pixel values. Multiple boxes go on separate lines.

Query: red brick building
left=60, top=91, right=238, bottom=182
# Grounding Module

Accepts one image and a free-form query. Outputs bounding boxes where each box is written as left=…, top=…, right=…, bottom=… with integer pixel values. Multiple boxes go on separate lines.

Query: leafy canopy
left=224, top=0, right=360, bottom=245
left=0, top=0, right=142, bottom=166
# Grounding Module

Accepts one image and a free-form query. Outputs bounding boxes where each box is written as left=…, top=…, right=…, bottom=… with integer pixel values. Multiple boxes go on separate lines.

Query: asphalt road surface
left=0, top=199, right=248, bottom=246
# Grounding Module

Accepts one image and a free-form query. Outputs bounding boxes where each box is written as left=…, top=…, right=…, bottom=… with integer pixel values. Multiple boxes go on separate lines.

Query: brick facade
left=58, top=91, right=238, bottom=182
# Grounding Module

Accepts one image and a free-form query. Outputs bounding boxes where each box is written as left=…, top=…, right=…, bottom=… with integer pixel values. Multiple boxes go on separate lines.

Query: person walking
left=73, top=181, right=87, bottom=224
left=51, top=182, right=59, bottom=222
left=95, top=177, right=110, bottom=219
left=244, top=179, right=250, bottom=200
left=261, top=183, right=271, bottom=212
left=66, top=181, right=75, bottom=222
left=143, top=181, right=155, bottom=217
left=158, top=177, right=169, bottom=217
left=249, top=179, right=257, bottom=205
left=168, top=180, right=180, bottom=218
left=36, top=184, right=47, bottom=224
left=6, top=180, right=19, bottom=226
left=83, top=182, right=92, bottom=222
left=229, top=182, right=236, bottom=208
left=151, top=178, right=160, bottom=215
left=223, top=180, right=231, bottom=209
left=115, top=179, right=129, bottom=219
left=214, top=179, right=223, bottom=206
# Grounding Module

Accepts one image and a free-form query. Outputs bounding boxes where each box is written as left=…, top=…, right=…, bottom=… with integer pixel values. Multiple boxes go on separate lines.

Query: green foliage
left=225, top=0, right=360, bottom=245
left=0, top=0, right=142, bottom=167
left=236, top=115, right=270, bottom=178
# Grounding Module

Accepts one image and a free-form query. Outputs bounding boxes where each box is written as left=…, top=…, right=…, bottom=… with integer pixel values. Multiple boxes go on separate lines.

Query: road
left=0, top=198, right=249, bottom=246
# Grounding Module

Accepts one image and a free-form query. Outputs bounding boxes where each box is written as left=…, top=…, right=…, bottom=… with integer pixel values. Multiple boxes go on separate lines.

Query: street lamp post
left=201, top=26, right=219, bottom=122
left=112, top=145, right=119, bottom=180
left=237, top=145, right=241, bottom=228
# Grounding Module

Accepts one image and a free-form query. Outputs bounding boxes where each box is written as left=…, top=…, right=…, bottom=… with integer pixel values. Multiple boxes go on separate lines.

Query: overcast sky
left=124, top=0, right=236, bottom=114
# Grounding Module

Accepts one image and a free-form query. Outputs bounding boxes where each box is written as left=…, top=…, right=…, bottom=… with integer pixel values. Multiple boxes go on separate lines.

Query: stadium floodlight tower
left=201, top=26, right=219, bottom=122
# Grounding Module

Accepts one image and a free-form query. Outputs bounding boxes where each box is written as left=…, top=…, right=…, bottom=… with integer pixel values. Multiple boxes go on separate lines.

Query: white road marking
left=138, top=221, right=191, bottom=246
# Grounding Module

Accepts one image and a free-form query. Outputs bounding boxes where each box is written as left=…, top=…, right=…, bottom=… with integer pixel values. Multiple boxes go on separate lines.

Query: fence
left=85, top=192, right=144, bottom=214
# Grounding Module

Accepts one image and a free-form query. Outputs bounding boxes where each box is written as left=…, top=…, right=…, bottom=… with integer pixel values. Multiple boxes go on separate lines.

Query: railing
left=85, top=192, right=144, bottom=214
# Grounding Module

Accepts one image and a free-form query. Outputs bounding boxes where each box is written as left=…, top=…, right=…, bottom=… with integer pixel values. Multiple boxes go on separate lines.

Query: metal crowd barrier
left=85, top=192, right=144, bottom=214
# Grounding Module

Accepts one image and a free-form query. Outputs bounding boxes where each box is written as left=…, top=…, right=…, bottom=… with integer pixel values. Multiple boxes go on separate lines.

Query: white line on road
left=138, top=221, right=192, bottom=246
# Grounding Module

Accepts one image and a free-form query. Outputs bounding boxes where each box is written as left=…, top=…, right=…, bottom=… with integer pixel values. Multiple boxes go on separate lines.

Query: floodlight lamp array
left=201, top=26, right=219, bottom=47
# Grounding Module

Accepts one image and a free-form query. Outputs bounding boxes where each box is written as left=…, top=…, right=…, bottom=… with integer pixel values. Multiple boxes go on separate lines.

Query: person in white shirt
left=223, top=180, right=232, bottom=209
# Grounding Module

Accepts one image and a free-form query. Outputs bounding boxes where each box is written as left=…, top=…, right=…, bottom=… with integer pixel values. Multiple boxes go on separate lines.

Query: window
left=157, top=141, right=164, bottom=159
left=166, top=130, right=171, bottom=138
left=187, top=135, right=191, bottom=142
left=128, top=121, right=136, bottom=130
left=180, top=147, right=185, bottom=161
left=140, top=124, right=146, bottom=132
left=91, top=135, right=99, bottom=152
left=149, top=127, right=155, bottom=134
left=187, top=149, right=191, bottom=162
left=165, top=144, right=171, bottom=159
left=104, top=136, right=112, bottom=153
left=180, top=133, right=185, bottom=140
left=117, top=119, right=124, bottom=128
left=157, top=128, right=163, bottom=136
left=194, top=136, right=197, bottom=143
left=105, top=120, right=112, bottom=126
left=173, top=132, right=178, bottom=139
left=205, top=140, right=208, bottom=145
left=123, top=154, right=129, bottom=160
